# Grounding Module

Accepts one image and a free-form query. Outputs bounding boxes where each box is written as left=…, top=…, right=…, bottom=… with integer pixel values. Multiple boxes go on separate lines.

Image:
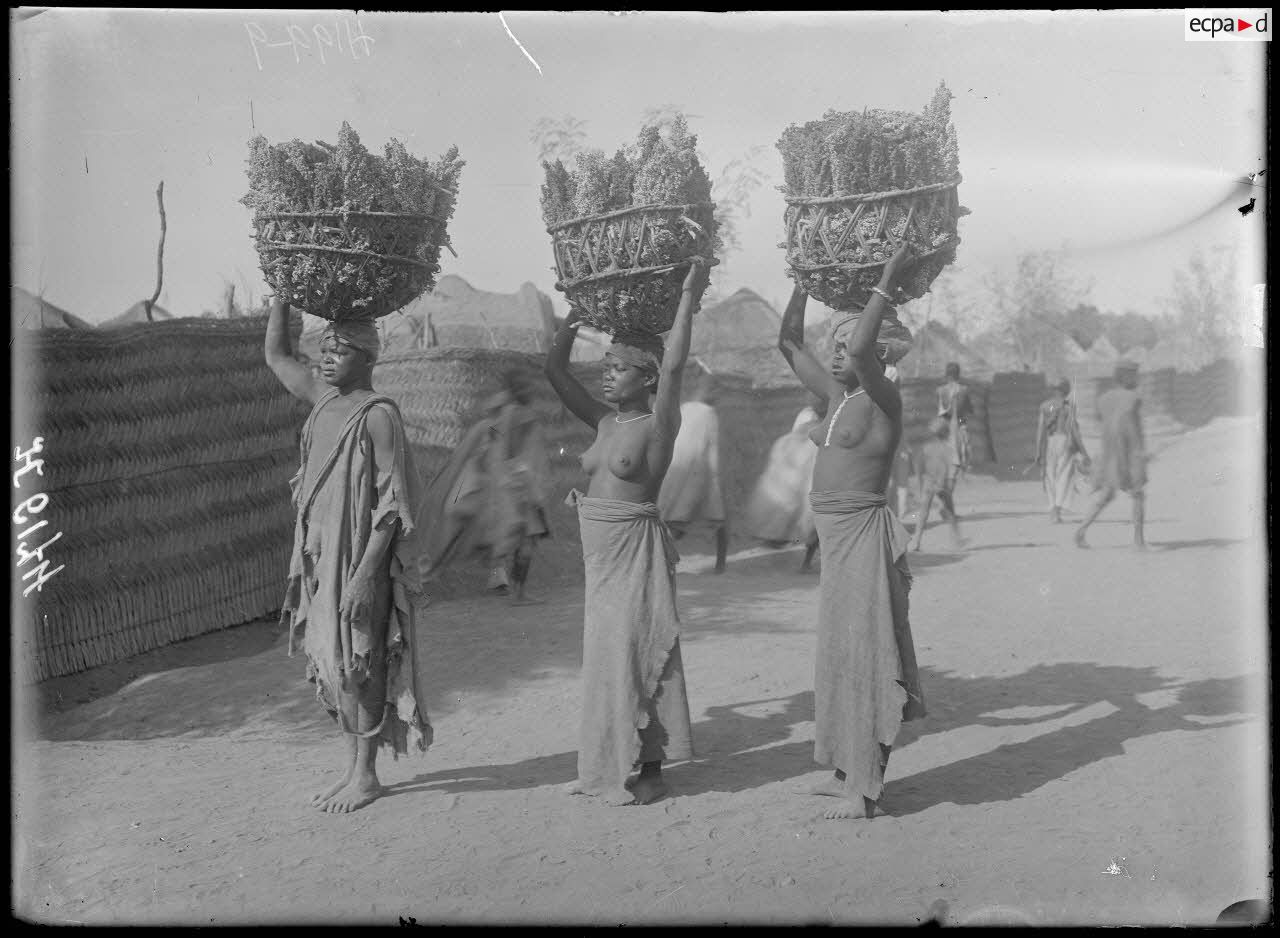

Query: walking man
left=1076, top=361, right=1147, bottom=550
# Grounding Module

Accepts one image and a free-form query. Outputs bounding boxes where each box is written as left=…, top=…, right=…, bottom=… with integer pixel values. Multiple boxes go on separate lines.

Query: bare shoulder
left=366, top=400, right=404, bottom=438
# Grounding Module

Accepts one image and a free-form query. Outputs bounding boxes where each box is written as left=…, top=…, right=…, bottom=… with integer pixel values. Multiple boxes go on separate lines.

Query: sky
left=10, top=9, right=1268, bottom=328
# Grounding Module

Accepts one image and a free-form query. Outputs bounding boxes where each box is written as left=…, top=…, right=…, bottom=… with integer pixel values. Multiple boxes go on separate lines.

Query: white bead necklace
left=615, top=412, right=653, bottom=424
left=823, top=387, right=865, bottom=447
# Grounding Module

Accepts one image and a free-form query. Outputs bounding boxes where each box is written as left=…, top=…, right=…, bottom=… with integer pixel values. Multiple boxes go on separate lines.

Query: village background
left=11, top=9, right=1269, bottom=926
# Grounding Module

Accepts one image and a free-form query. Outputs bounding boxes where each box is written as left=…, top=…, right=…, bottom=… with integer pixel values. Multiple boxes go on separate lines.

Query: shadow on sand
left=381, top=663, right=1261, bottom=814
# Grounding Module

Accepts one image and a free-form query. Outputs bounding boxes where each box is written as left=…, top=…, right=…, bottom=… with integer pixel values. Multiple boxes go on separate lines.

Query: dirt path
left=14, top=417, right=1269, bottom=925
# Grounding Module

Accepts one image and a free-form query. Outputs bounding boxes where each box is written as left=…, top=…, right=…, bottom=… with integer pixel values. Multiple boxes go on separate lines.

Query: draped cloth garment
left=417, top=399, right=552, bottom=578
left=281, top=389, right=432, bottom=757
left=658, top=401, right=725, bottom=524
left=745, top=407, right=821, bottom=543
left=810, top=490, right=926, bottom=801
left=572, top=493, right=694, bottom=794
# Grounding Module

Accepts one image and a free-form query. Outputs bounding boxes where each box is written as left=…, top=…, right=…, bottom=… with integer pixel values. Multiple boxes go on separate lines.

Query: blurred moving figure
left=745, top=395, right=827, bottom=572
left=659, top=371, right=728, bottom=574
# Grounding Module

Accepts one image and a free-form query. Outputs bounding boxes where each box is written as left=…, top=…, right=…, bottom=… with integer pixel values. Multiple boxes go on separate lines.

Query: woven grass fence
left=15, top=316, right=310, bottom=684
left=986, top=372, right=1049, bottom=467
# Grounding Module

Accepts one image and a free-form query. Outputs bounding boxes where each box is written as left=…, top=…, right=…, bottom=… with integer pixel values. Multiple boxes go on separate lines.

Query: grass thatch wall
left=16, top=316, right=310, bottom=684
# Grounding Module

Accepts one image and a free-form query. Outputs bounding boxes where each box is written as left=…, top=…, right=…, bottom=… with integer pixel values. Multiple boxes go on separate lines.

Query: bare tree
left=1163, top=244, right=1243, bottom=369
left=143, top=181, right=166, bottom=323
left=530, top=115, right=590, bottom=165
left=710, top=144, right=770, bottom=294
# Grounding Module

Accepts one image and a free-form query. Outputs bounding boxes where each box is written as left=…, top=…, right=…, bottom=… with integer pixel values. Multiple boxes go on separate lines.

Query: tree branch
left=144, top=181, right=166, bottom=323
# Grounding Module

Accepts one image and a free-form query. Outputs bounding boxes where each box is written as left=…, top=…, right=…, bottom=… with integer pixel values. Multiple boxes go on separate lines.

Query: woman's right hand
left=881, top=243, right=918, bottom=287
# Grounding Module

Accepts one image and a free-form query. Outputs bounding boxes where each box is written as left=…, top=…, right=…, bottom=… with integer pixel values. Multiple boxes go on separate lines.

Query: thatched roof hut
left=12, top=286, right=92, bottom=330
left=99, top=299, right=174, bottom=327
left=896, top=321, right=994, bottom=381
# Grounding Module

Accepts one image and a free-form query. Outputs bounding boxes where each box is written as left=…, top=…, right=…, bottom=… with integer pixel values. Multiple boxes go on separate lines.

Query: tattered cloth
left=281, top=389, right=432, bottom=757
left=571, top=492, right=694, bottom=794
left=809, top=490, right=926, bottom=801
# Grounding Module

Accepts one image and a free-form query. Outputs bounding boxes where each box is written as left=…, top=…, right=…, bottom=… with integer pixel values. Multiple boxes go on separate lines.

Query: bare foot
left=1074, top=529, right=1088, bottom=549
left=510, top=595, right=545, bottom=606
left=563, top=779, right=589, bottom=796
left=310, top=772, right=352, bottom=807
left=1132, top=542, right=1148, bottom=552
left=822, top=796, right=875, bottom=820
left=320, top=778, right=382, bottom=814
left=628, top=774, right=667, bottom=805
left=601, top=787, right=639, bottom=806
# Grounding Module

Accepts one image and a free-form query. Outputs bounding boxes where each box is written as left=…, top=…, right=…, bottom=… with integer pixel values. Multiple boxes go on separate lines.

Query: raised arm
left=653, top=259, right=708, bottom=438
left=777, top=282, right=837, bottom=406
left=265, top=298, right=325, bottom=404
left=848, top=244, right=914, bottom=419
left=543, top=307, right=611, bottom=429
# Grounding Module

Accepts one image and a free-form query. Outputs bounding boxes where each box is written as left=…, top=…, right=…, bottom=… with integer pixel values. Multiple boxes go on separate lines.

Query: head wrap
left=608, top=334, right=664, bottom=375
left=830, top=313, right=914, bottom=365
left=321, top=318, right=381, bottom=363
left=1057, top=378, right=1072, bottom=395
left=945, top=361, right=961, bottom=380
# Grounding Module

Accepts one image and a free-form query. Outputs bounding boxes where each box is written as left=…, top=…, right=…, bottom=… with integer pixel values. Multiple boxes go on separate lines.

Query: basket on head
left=783, top=176, right=965, bottom=311
left=252, top=209, right=448, bottom=321
left=548, top=201, right=717, bottom=337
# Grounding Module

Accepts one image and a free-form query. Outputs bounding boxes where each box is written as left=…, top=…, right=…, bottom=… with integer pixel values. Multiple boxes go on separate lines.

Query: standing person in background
left=744, top=395, right=825, bottom=572
left=543, top=259, right=710, bottom=807
left=911, top=418, right=966, bottom=552
left=425, top=369, right=553, bottom=604
left=1076, top=361, right=1147, bottom=550
left=659, top=369, right=728, bottom=574
left=936, top=362, right=973, bottom=508
left=882, top=364, right=911, bottom=519
left=777, top=244, right=927, bottom=821
left=1035, top=379, right=1090, bottom=524
left=265, top=301, right=431, bottom=814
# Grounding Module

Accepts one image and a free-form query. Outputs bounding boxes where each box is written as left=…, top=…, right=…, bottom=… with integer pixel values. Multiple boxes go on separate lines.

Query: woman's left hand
left=340, top=573, right=376, bottom=631
left=683, top=256, right=711, bottom=295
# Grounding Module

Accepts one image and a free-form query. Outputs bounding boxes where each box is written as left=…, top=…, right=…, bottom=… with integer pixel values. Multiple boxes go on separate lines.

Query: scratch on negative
left=498, top=12, right=542, bottom=75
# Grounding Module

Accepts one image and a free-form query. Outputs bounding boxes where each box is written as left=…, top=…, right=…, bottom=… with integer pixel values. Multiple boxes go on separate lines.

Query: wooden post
left=144, top=181, right=166, bottom=323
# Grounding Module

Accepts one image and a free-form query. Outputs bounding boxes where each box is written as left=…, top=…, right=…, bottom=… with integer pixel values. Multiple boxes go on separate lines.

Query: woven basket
left=782, top=176, right=964, bottom=311
left=547, top=201, right=717, bottom=337
left=252, top=210, right=450, bottom=320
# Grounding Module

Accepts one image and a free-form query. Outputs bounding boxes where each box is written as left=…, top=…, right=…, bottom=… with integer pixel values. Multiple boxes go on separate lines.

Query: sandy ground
left=13, top=416, right=1271, bottom=926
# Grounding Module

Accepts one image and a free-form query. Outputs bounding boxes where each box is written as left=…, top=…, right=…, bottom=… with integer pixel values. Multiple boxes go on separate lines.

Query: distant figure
left=1035, top=379, right=1090, bottom=524
left=425, top=369, right=553, bottom=603
left=1075, top=361, right=1146, bottom=550
left=911, top=417, right=965, bottom=552
left=881, top=364, right=911, bottom=519
left=744, top=395, right=826, bottom=572
left=936, top=362, right=973, bottom=500
left=659, top=371, right=728, bottom=574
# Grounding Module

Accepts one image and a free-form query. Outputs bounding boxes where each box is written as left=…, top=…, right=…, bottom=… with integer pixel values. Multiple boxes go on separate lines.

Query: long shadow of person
left=378, top=664, right=1259, bottom=809
left=884, top=664, right=1260, bottom=816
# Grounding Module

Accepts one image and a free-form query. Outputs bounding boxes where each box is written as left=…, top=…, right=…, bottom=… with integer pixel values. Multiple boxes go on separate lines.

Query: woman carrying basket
left=543, top=259, right=710, bottom=807
left=777, top=243, right=927, bottom=821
